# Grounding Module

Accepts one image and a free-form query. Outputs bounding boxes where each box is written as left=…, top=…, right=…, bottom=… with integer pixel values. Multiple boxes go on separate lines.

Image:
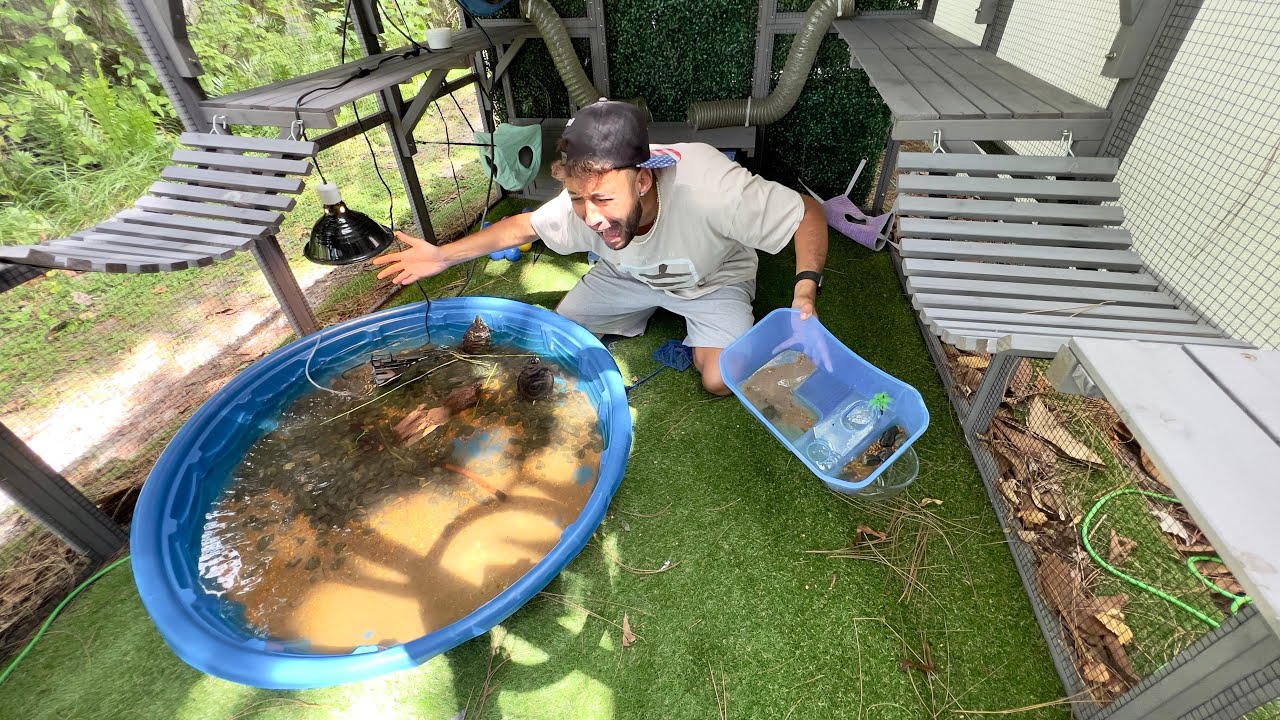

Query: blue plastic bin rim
left=719, top=308, right=930, bottom=493
left=130, top=297, right=631, bottom=689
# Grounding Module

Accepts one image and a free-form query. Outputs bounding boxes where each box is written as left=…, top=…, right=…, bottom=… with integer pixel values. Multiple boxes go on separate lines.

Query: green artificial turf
left=0, top=202, right=1069, bottom=719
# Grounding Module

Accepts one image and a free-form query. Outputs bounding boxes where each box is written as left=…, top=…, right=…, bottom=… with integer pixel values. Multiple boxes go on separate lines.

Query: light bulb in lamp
left=304, top=183, right=394, bottom=265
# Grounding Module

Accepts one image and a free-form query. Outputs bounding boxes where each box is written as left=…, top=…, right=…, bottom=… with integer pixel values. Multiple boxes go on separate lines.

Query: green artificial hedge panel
left=503, top=37, right=594, bottom=119
left=760, top=33, right=891, bottom=203
left=605, top=0, right=759, bottom=122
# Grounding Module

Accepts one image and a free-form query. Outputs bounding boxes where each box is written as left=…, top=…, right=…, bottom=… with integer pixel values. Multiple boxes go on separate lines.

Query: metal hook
left=930, top=129, right=946, bottom=154
left=288, top=119, right=305, bottom=142
left=1060, top=129, right=1075, bottom=157
left=210, top=115, right=228, bottom=135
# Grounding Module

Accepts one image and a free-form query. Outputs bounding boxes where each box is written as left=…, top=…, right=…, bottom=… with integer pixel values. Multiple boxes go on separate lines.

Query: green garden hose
left=0, top=554, right=131, bottom=686
left=1081, top=488, right=1250, bottom=630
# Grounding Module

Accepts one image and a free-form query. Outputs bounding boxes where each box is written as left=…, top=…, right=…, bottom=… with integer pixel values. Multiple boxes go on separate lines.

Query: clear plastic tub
left=719, top=309, right=930, bottom=496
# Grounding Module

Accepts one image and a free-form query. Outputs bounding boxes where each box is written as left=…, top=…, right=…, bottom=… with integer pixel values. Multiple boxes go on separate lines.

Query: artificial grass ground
left=0, top=206, right=1069, bottom=719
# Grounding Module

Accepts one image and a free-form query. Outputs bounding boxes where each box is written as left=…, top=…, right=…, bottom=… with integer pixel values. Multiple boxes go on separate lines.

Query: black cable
left=378, top=0, right=427, bottom=54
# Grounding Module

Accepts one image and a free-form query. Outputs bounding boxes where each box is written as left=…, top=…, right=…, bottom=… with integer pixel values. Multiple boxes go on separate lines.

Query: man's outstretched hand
left=792, top=293, right=817, bottom=322
left=373, top=231, right=450, bottom=285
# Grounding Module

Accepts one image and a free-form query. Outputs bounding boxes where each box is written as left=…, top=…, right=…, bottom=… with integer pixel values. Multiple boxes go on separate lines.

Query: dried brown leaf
left=622, top=612, right=636, bottom=648
left=1027, top=397, right=1104, bottom=466
left=1109, top=530, right=1138, bottom=566
left=1083, top=662, right=1111, bottom=684
left=856, top=525, right=888, bottom=543
left=1016, top=530, right=1038, bottom=544
left=1095, top=608, right=1134, bottom=645
left=998, top=478, right=1021, bottom=506
left=1018, top=508, right=1048, bottom=527
left=1140, top=448, right=1164, bottom=485
left=918, top=498, right=943, bottom=507
left=1150, top=509, right=1192, bottom=543
left=957, top=355, right=990, bottom=369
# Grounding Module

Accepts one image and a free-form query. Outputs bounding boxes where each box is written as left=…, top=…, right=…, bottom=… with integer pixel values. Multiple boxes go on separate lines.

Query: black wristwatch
left=795, top=271, right=823, bottom=296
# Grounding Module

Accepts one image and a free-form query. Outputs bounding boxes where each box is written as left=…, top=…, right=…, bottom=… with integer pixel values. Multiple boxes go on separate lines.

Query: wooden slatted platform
left=0, top=133, right=316, bottom=273
left=893, top=150, right=1251, bottom=357
left=834, top=16, right=1111, bottom=142
left=199, top=25, right=533, bottom=129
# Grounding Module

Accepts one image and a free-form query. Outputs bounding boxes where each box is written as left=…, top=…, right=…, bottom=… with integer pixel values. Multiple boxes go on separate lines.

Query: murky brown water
left=738, top=351, right=820, bottom=441
left=198, top=342, right=602, bottom=653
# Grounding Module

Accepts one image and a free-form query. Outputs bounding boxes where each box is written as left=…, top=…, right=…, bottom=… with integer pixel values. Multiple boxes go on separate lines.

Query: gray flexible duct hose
left=520, top=0, right=602, bottom=110
left=687, top=0, right=854, bottom=129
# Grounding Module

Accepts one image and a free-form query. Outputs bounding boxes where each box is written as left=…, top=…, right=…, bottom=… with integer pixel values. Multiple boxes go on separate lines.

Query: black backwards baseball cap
left=560, top=98, right=681, bottom=171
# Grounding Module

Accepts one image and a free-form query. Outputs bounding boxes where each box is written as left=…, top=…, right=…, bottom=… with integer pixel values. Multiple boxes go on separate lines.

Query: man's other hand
left=373, top=231, right=449, bottom=285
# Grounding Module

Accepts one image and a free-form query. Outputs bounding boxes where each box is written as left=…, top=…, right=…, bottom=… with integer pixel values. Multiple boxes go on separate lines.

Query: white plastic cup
left=425, top=28, right=452, bottom=50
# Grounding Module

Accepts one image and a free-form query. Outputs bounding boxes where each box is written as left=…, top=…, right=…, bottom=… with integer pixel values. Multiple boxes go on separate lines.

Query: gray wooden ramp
left=833, top=16, right=1111, bottom=142
left=0, top=133, right=315, bottom=274
left=894, top=150, right=1242, bottom=358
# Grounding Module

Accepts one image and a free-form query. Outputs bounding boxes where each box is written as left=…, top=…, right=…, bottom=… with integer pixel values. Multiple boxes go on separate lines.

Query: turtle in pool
left=517, top=358, right=554, bottom=400
left=461, top=315, right=492, bottom=354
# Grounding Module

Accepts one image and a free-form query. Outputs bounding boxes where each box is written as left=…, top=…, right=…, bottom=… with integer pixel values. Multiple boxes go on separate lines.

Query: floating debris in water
left=517, top=358, right=554, bottom=400
left=461, top=315, right=492, bottom=354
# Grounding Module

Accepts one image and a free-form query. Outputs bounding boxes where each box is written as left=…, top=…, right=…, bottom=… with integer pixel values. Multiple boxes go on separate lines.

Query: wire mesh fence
left=934, top=340, right=1280, bottom=718
left=1106, top=0, right=1280, bottom=350
left=0, top=0, right=497, bottom=656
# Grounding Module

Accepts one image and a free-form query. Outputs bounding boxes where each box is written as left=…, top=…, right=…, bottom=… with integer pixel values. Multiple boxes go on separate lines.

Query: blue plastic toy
left=484, top=208, right=535, bottom=262
left=131, top=297, right=631, bottom=689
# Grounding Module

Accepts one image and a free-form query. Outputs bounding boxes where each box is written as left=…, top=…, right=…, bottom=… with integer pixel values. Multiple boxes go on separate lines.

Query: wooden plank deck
left=834, top=17, right=1110, bottom=141
left=200, top=25, right=533, bottom=128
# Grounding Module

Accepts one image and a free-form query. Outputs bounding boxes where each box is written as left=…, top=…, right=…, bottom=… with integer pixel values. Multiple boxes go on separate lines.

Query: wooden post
left=980, top=0, right=1016, bottom=54
left=249, top=234, right=319, bottom=337
left=1100, top=0, right=1200, bottom=162
left=0, top=422, right=127, bottom=560
left=115, top=0, right=206, bottom=133
left=350, top=0, right=436, bottom=243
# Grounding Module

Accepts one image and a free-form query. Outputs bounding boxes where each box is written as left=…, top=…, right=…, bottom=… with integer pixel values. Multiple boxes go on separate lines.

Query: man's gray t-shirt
left=529, top=143, right=805, bottom=300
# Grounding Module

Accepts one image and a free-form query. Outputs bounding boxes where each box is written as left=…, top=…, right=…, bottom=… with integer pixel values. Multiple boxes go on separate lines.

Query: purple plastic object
left=800, top=159, right=895, bottom=252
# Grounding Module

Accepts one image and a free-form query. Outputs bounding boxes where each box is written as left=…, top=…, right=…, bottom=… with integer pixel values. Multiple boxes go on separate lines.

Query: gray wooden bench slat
left=94, top=219, right=252, bottom=248
left=908, top=18, right=980, bottom=49
left=1062, top=338, right=1280, bottom=632
left=896, top=196, right=1126, bottom=225
left=68, top=232, right=240, bottom=260
left=0, top=247, right=144, bottom=273
left=11, top=245, right=193, bottom=272
left=1185, top=346, right=1280, bottom=445
left=898, top=174, right=1122, bottom=202
left=861, top=20, right=908, bottom=48
left=177, top=132, right=317, bottom=158
left=905, top=276, right=1181, bottom=307
left=935, top=321, right=1251, bottom=348
left=50, top=236, right=210, bottom=262
left=115, top=209, right=268, bottom=238
left=147, top=182, right=296, bottom=211
left=896, top=151, right=1120, bottom=178
left=900, top=238, right=1144, bottom=270
left=160, top=166, right=306, bottom=194
left=882, top=47, right=982, bottom=118
left=133, top=196, right=283, bottom=227
left=850, top=48, right=940, bottom=120
left=908, top=48, right=1012, bottom=118
left=921, top=307, right=1220, bottom=337
left=899, top=218, right=1132, bottom=248
left=910, top=292, right=1204, bottom=324
left=902, top=258, right=1158, bottom=289
left=834, top=19, right=881, bottom=51
left=959, top=49, right=1109, bottom=118
left=170, top=150, right=313, bottom=176
left=925, top=47, right=1059, bottom=118
left=884, top=19, right=951, bottom=48
left=34, top=242, right=186, bottom=263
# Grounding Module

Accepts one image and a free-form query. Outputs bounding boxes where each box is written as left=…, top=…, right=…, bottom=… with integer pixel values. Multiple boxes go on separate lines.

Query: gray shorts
left=556, top=261, right=756, bottom=349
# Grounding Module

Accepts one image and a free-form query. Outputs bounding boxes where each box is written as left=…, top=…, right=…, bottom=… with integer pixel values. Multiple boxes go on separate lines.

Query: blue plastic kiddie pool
left=720, top=309, right=929, bottom=496
left=131, top=297, right=631, bottom=689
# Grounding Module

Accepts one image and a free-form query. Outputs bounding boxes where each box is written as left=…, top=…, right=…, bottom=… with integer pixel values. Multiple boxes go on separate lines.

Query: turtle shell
left=461, top=315, right=492, bottom=354
left=517, top=358, right=554, bottom=400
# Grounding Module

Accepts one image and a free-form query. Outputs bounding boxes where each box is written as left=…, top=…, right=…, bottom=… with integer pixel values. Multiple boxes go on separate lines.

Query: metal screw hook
left=288, top=119, right=305, bottom=142
left=210, top=115, right=228, bottom=135
left=930, top=129, right=947, bottom=154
